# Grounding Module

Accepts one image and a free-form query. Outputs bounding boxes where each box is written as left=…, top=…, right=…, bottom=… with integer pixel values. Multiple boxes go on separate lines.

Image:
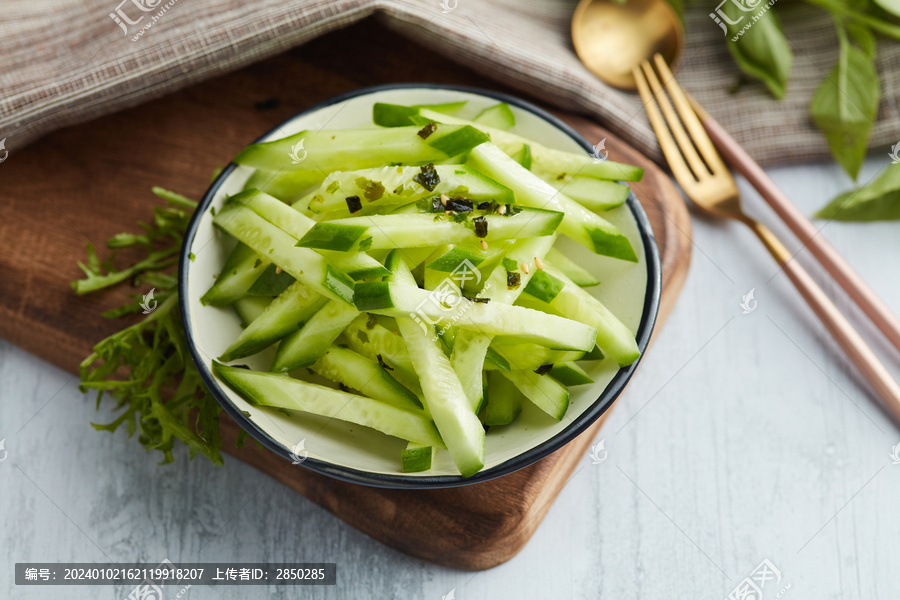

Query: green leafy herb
left=810, top=23, right=880, bottom=181
left=722, top=4, right=792, bottom=99
left=816, top=163, right=900, bottom=221
left=74, top=187, right=226, bottom=465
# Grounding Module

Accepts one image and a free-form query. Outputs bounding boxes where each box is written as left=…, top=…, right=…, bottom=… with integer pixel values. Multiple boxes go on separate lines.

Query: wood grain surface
left=0, top=21, right=691, bottom=570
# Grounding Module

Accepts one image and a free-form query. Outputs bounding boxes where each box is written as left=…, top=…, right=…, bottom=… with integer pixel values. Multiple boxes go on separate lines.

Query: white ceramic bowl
left=179, top=85, right=661, bottom=488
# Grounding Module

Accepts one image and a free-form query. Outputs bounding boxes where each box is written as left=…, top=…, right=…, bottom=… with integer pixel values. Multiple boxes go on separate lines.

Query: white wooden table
left=2, top=156, right=899, bottom=599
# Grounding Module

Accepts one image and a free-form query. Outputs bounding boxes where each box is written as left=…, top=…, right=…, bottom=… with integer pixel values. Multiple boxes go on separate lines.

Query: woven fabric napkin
left=2, top=0, right=898, bottom=165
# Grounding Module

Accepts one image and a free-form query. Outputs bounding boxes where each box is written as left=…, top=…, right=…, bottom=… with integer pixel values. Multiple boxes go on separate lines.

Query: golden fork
left=634, top=54, right=900, bottom=421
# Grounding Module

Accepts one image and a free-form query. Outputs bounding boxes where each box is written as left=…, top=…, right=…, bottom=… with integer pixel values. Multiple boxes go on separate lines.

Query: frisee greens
left=74, top=186, right=228, bottom=465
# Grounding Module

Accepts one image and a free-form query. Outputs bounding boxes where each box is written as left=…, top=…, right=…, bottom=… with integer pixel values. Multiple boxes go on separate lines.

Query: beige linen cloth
left=1, top=0, right=898, bottom=165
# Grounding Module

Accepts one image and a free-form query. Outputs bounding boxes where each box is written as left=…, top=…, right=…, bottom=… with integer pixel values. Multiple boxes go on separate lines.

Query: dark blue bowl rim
left=179, top=83, right=662, bottom=489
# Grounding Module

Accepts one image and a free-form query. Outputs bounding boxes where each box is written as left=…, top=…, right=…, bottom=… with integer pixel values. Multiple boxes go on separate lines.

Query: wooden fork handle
left=696, top=109, right=900, bottom=354
left=747, top=220, right=900, bottom=420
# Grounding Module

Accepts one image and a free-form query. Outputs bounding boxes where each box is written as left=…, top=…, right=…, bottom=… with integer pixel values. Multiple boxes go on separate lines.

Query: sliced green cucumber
left=296, top=207, right=562, bottom=251
left=213, top=203, right=355, bottom=304
left=244, top=169, right=325, bottom=203
left=311, top=345, right=423, bottom=413
left=410, top=107, right=644, bottom=181
left=270, top=300, right=360, bottom=372
left=401, top=442, right=435, bottom=472
left=354, top=281, right=598, bottom=351
left=483, top=372, right=523, bottom=426
left=545, top=246, right=599, bottom=287
left=219, top=281, right=327, bottom=361
left=473, top=102, right=516, bottom=130
left=389, top=257, right=485, bottom=477
left=512, top=143, right=532, bottom=170
left=201, top=242, right=269, bottom=306
left=212, top=361, right=443, bottom=448
left=246, top=263, right=294, bottom=296
left=518, top=267, right=639, bottom=366
left=523, top=270, right=566, bottom=304
left=490, top=342, right=585, bottom=371
left=372, top=101, right=468, bottom=127
left=305, top=165, right=513, bottom=217
left=502, top=369, right=569, bottom=420
left=234, top=124, right=488, bottom=172
left=342, top=315, right=422, bottom=395
left=468, top=143, right=637, bottom=262
left=547, top=176, right=630, bottom=212
left=548, top=361, right=594, bottom=386
left=232, top=296, right=272, bottom=327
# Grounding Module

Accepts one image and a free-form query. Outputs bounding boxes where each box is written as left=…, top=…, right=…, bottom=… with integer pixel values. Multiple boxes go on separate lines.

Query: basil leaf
left=846, top=22, right=877, bottom=58
left=722, top=3, right=793, bottom=99
left=816, top=163, right=900, bottom=221
left=810, top=29, right=881, bottom=181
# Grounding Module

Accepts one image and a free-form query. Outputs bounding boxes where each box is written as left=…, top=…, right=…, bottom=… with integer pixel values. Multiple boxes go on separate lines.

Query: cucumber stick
left=271, top=300, right=359, bottom=372
left=490, top=342, right=585, bottom=371
left=483, top=372, right=523, bottom=426
left=244, top=168, right=325, bottom=203
left=212, top=361, right=443, bottom=448
left=519, top=267, right=640, bottom=366
left=306, top=165, right=513, bottom=217
left=227, top=189, right=389, bottom=280
left=354, top=281, right=598, bottom=351
left=219, top=280, right=327, bottom=361
left=232, top=296, right=272, bottom=327
left=342, top=316, right=423, bottom=396
left=385, top=105, right=644, bottom=181
left=548, top=362, right=594, bottom=386
left=545, top=247, right=599, bottom=287
left=213, top=202, right=355, bottom=304
left=311, top=345, right=424, bottom=413
left=388, top=255, right=485, bottom=477
left=473, top=103, right=516, bottom=130
left=502, top=369, right=569, bottom=420
left=297, top=208, right=562, bottom=251
left=234, top=124, right=488, bottom=172
left=467, top=143, right=637, bottom=262
left=449, top=235, right=555, bottom=406
left=372, top=101, right=468, bottom=127
left=401, top=442, right=436, bottom=472
left=201, top=242, right=269, bottom=306
left=547, top=176, right=630, bottom=212
left=246, top=263, right=294, bottom=296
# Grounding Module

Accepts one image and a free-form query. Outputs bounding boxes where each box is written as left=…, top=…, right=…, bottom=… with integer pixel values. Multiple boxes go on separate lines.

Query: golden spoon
left=571, top=0, right=684, bottom=90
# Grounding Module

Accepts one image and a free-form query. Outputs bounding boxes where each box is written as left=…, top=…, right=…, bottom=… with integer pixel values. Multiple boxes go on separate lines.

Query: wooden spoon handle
left=697, top=109, right=900, bottom=354
left=748, top=220, right=900, bottom=421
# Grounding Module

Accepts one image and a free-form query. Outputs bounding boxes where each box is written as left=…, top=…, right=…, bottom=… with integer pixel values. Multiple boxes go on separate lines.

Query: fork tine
left=639, top=60, right=710, bottom=181
left=632, top=62, right=696, bottom=188
left=652, top=54, right=728, bottom=175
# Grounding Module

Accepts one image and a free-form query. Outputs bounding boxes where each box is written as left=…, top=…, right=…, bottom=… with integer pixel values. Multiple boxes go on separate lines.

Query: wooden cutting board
left=0, top=22, right=691, bottom=570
